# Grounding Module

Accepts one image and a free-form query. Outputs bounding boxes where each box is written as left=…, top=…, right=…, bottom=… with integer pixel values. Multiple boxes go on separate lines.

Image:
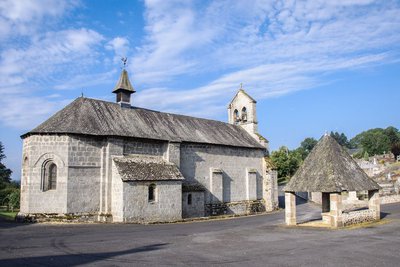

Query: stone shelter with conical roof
left=284, top=134, right=381, bottom=227
left=18, top=69, right=278, bottom=223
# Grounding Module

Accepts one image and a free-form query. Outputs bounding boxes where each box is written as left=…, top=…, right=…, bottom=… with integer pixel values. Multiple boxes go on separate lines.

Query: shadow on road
left=0, top=217, right=29, bottom=230
left=278, top=195, right=309, bottom=209
left=0, top=243, right=168, bottom=267
left=380, top=211, right=390, bottom=219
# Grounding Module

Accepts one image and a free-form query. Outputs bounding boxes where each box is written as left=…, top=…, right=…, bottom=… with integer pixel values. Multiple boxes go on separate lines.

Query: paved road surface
left=0, top=200, right=399, bottom=266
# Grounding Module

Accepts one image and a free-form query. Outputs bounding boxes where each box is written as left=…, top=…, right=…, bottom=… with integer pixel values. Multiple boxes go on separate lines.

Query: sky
left=0, top=0, right=399, bottom=181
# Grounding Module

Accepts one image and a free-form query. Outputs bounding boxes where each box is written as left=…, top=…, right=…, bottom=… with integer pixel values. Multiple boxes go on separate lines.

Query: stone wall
left=68, top=136, right=103, bottom=167
left=122, top=181, right=182, bottom=223
left=67, top=167, right=100, bottom=213
left=111, top=159, right=124, bottom=222
left=20, top=135, right=69, bottom=214
left=264, top=170, right=278, bottom=211
left=343, top=209, right=376, bottom=226
left=123, top=139, right=166, bottom=157
left=21, top=134, right=271, bottom=222
left=378, top=181, right=400, bottom=204
left=67, top=136, right=103, bottom=213
left=381, top=194, right=400, bottom=204
left=182, top=192, right=205, bottom=218
left=205, top=200, right=265, bottom=216
left=179, top=144, right=265, bottom=207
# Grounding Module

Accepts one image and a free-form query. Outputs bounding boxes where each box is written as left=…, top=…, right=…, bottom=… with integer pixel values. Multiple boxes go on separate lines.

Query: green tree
left=3, top=188, right=20, bottom=212
left=0, top=142, right=12, bottom=187
left=391, top=143, right=400, bottom=160
left=350, top=128, right=391, bottom=156
left=384, top=126, right=400, bottom=145
left=271, top=146, right=302, bottom=184
left=330, top=131, right=352, bottom=148
left=297, top=137, right=318, bottom=160
left=0, top=142, right=19, bottom=211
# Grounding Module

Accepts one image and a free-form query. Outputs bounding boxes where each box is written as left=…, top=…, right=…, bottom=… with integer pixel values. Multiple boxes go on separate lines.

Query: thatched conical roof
left=284, top=135, right=380, bottom=192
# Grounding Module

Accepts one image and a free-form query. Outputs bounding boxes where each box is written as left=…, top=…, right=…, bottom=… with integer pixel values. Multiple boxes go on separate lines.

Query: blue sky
left=1, top=0, right=399, bottom=180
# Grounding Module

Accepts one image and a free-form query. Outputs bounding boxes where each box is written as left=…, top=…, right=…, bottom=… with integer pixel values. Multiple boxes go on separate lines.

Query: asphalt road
left=1, top=201, right=399, bottom=267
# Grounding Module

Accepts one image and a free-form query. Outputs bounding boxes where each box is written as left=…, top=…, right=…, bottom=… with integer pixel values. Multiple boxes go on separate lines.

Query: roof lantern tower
left=113, top=57, right=135, bottom=107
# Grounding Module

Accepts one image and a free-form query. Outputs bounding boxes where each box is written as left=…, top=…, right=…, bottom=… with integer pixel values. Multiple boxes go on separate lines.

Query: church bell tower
left=228, top=86, right=268, bottom=149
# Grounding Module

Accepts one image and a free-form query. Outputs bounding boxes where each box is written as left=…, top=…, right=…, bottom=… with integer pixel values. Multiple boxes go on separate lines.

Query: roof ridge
left=78, top=97, right=251, bottom=129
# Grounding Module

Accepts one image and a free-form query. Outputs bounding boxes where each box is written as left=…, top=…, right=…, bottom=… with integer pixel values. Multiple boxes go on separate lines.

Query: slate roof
left=284, top=135, right=381, bottom=193
left=113, top=155, right=184, bottom=181
left=23, top=97, right=264, bottom=149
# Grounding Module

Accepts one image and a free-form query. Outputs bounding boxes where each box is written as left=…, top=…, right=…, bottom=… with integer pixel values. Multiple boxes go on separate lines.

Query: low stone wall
left=342, top=209, right=376, bottom=226
left=16, top=212, right=105, bottom=223
left=205, top=200, right=265, bottom=216
left=381, top=194, right=400, bottom=204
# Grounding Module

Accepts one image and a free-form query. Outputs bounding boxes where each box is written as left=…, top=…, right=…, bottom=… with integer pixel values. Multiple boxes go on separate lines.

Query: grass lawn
left=0, top=208, right=17, bottom=221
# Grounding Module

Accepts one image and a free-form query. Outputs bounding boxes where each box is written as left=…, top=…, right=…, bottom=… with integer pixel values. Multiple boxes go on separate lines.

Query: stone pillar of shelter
left=368, top=189, right=380, bottom=220
left=329, top=192, right=343, bottom=228
left=285, top=192, right=296, bottom=226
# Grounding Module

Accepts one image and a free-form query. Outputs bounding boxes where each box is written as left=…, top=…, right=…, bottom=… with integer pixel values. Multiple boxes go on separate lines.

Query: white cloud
left=130, top=0, right=400, bottom=119
left=0, top=0, right=79, bottom=39
left=0, top=1, right=107, bottom=129
left=135, top=53, right=390, bottom=120
left=0, top=28, right=104, bottom=94
left=53, top=70, right=116, bottom=90
left=1, top=0, right=400, bottom=129
left=106, top=37, right=130, bottom=57
left=131, top=0, right=217, bottom=84
left=0, top=94, right=71, bottom=129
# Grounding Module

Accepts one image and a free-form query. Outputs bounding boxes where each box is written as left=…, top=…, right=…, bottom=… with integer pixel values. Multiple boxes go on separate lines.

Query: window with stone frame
left=42, top=160, right=57, bottom=191
left=241, top=107, right=247, bottom=122
left=187, top=193, right=192, bottom=205
left=148, top=184, right=156, bottom=202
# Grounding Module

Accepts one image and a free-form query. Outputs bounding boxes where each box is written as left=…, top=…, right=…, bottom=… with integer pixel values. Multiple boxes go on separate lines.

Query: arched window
left=187, top=194, right=192, bottom=205
left=148, top=184, right=156, bottom=202
left=241, top=107, right=247, bottom=122
left=42, top=161, right=57, bottom=191
left=233, top=109, right=240, bottom=124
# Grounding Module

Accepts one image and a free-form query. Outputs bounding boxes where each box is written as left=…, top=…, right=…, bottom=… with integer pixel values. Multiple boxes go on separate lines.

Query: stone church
left=19, top=69, right=278, bottom=223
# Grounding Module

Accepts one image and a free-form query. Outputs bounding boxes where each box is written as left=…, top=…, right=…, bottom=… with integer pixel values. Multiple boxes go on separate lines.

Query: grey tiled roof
left=23, top=97, right=264, bottom=149
left=113, top=155, right=184, bottom=181
left=284, top=135, right=381, bottom=193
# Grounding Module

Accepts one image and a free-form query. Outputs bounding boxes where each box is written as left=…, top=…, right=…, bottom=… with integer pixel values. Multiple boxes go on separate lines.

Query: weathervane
left=121, top=57, right=127, bottom=69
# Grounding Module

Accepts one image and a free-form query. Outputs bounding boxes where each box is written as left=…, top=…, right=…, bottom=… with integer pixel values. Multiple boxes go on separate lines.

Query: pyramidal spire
left=284, top=134, right=380, bottom=193
left=112, top=69, right=135, bottom=93
left=112, top=59, right=135, bottom=107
